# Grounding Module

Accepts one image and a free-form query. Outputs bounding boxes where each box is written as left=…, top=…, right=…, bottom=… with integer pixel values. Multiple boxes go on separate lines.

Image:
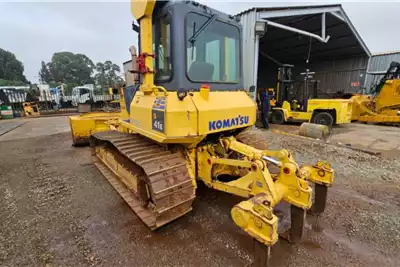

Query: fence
left=0, top=89, right=120, bottom=117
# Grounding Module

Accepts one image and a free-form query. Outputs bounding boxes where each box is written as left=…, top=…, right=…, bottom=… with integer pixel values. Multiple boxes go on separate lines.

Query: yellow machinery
left=73, top=0, right=335, bottom=264
left=268, top=88, right=277, bottom=107
left=272, top=98, right=353, bottom=126
left=270, top=66, right=352, bottom=127
left=23, top=102, right=40, bottom=117
left=69, top=87, right=129, bottom=145
left=350, top=62, right=400, bottom=124
left=70, top=111, right=120, bottom=145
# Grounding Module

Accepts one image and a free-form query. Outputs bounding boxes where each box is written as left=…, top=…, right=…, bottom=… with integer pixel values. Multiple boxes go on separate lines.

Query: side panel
left=376, top=80, right=400, bottom=111
left=336, top=101, right=352, bottom=124
left=307, top=99, right=352, bottom=124
left=190, top=91, right=256, bottom=134
left=129, top=91, right=256, bottom=142
left=287, top=111, right=311, bottom=121
left=129, top=92, right=199, bottom=143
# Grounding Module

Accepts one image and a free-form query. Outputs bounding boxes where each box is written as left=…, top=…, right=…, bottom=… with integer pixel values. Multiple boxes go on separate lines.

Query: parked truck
left=1, top=84, right=118, bottom=110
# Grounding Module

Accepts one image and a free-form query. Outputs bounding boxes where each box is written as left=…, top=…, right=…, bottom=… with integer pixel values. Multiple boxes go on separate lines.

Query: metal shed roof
left=236, top=4, right=371, bottom=89
left=237, top=4, right=343, bottom=16
left=372, top=50, right=400, bottom=56
left=255, top=5, right=369, bottom=61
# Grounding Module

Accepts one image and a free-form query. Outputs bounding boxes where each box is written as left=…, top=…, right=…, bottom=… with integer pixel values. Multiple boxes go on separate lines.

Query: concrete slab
left=331, top=123, right=400, bottom=154
left=271, top=122, right=400, bottom=157
left=332, top=123, right=400, bottom=157
left=0, top=116, right=70, bottom=141
left=0, top=120, right=25, bottom=136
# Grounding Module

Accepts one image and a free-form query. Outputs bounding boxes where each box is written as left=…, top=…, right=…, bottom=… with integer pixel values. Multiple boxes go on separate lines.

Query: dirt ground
left=0, top=116, right=70, bottom=141
left=0, top=117, right=400, bottom=267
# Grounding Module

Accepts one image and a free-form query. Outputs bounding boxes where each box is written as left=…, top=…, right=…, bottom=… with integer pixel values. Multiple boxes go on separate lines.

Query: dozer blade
left=91, top=131, right=196, bottom=230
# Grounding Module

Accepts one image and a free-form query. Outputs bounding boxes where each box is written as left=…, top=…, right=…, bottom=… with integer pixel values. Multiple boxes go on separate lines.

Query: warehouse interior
left=239, top=5, right=371, bottom=104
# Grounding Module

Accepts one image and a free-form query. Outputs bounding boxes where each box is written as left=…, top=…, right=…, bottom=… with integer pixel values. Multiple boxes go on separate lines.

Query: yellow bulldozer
left=70, top=0, right=334, bottom=264
left=350, top=61, right=400, bottom=124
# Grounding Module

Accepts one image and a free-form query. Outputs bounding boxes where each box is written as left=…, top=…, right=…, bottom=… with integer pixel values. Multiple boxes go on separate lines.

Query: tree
left=94, top=60, right=123, bottom=91
left=0, top=48, right=28, bottom=83
left=39, top=52, right=95, bottom=86
left=0, top=79, right=26, bottom=86
left=39, top=61, right=51, bottom=83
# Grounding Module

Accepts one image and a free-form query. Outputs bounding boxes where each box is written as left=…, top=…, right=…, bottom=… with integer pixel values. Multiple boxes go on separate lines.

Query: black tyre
left=271, top=110, right=285, bottom=124
left=312, top=112, right=334, bottom=127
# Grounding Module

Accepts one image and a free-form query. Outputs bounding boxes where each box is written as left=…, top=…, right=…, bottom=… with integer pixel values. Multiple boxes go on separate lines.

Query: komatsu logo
left=209, top=115, right=249, bottom=131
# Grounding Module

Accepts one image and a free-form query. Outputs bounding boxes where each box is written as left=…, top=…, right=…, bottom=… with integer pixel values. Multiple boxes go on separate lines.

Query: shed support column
left=253, top=34, right=260, bottom=101
left=321, top=12, right=326, bottom=40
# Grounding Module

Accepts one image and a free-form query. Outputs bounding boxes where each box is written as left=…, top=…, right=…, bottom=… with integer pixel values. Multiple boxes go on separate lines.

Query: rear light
left=200, top=84, right=210, bottom=90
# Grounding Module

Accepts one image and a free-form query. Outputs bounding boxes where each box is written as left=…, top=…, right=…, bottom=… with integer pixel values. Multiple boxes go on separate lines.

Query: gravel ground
left=0, top=130, right=399, bottom=267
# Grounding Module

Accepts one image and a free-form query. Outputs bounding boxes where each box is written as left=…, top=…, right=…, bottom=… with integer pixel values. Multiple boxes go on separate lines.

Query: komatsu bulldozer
left=350, top=61, right=400, bottom=125
left=80, top=0, right=334, bottom=264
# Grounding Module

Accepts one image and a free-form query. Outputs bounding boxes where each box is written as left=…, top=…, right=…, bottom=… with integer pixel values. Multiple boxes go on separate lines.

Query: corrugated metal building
left=237, top=5, right=371, bottom=100
left=364, top=51, right=400, bottom=92
left=123, top=60, right=131, bottom=75
left=123, top=60, right=137, bottom=86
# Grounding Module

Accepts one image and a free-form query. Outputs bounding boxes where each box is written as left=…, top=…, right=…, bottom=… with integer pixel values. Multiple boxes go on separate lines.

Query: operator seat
left=188, top=61, right=214, bottom=81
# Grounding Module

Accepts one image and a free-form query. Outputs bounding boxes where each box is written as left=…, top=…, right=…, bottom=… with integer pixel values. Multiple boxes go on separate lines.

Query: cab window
left=153, top=16, right=172, bottom=81
left=186, top=12, right=240, bottom=83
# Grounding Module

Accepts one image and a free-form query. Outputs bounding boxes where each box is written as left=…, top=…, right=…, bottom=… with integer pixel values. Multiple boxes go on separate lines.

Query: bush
left=0, top=79, right=27, bottom=86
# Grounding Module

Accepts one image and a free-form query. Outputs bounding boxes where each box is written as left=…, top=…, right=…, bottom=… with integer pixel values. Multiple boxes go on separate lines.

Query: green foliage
left=0, top=48, right=28, bottom=83
left=64, top=83, right=80, bottom=95
left=94, top=60, right=123, bottom=90
left=0, top=79, right=26, bottom=86
left=38, top=51, right=125, bottom=95
left=39, top=61, right=51, bottom=84
left=94, top=87, right=105, bottom=95
left=39, top=52, right=95, bottom=85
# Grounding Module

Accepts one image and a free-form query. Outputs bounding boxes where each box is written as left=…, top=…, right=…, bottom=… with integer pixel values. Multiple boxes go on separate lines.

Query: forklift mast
left=276, top=64, right=294, bottom=106
left=275, top=65, right=321, bottom=111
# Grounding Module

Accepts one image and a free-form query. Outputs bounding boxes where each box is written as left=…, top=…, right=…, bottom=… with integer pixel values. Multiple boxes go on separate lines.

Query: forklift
left=270, top=65, right=352, bottom=127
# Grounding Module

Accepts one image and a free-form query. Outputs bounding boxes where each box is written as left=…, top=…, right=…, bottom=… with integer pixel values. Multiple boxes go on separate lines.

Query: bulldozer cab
left=150, top=1, right=242, bottom=91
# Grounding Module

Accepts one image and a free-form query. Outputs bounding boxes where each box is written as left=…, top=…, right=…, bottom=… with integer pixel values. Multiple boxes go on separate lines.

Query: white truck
left=1, top=84, right=118, bottom=109
left=39, top=84, right=117, bottom=108
left=65, top=85, right=114, bottom=107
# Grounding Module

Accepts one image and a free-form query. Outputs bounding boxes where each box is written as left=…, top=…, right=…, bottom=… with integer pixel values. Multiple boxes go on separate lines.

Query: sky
left=0, top=0, right=399, bottom=83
